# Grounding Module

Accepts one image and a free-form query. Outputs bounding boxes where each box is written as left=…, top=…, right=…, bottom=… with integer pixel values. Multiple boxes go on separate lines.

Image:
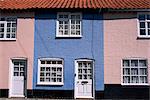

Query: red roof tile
left=0, top=0, right=149, bottom=10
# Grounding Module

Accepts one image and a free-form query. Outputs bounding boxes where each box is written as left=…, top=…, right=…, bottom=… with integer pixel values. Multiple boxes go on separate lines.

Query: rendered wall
left=33, top=11, right=104, bottom=91
left=0, top=12, right=34, bottom=89
left=104, top=12, right=150, bottom=84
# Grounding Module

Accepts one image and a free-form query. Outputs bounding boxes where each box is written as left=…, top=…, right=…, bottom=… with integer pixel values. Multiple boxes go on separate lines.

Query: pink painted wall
left=0, top=12, right=34, bottom=89
left=104, top=12, right=150, bottom=84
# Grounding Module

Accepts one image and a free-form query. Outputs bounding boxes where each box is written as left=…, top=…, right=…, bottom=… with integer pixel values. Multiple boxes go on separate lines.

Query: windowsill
left=56, top=35, right=82, bottom=39
left=121, top=83, right=149, bottom=86
left=137, top=36, right=150, bottom=40
left=0, top=38, right=16, bottom=41
left=37, top=82, right=64, bottom=86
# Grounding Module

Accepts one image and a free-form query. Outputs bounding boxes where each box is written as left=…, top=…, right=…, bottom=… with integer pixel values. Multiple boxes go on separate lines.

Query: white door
left=9, top=59, right=26, bottom=97
left=75, top=59, right=94, bottom=98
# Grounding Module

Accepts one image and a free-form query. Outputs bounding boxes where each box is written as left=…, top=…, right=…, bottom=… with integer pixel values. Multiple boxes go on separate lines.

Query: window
left=37, top=58, right=64, bottom=85
left=122, top=59, right=148, bottom=85
left=138, top=13, right=150, bottom=38
left=77, top=60, right=93, bottom=80
left=0, top=17, right=17, bottom=40
left=57, top=12, right=82, bottom=37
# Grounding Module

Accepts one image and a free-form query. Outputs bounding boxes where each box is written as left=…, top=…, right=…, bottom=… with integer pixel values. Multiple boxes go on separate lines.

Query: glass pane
left=0, top=33, right=4, bottom=38
left=76, top=15, right=80, bottom=19
left=40, top=72, right=44, bottom=76
left=139, top=60, right=146, bottom=66
left=131, top=68, right=138, bottom=75
left=46, top=67, right=50, bottom=71
left=20, top=67, right=24, bottom=71
left=148, top=29, right=150, bottom=35
left=6, top=34, right=10, bottom=38
left=123, top=60, right=130, bottom=67
left=64, top=15, right=68, bottom=18
left=123, top=76, right=130, bottom=83
left=46, top=61, right=51, bottom=64
left=7, top=28, right=10, bottom=32
left=12, top=23, right=16, bottom=27
left=57, top=61, right=62, bottom=64
left=0, top=28, right=4, bottom=32
left=123, top=68, right=130, bottom=75
left=148, top=22, right=150, bottom=28
left=59, top=15, right=63, bottom=18
left=40, top=78, right=44, bottom=82
left=20, top=72, right=24, bottom=76
left=147, top=14, right=150, bottom=20
left=7, top=23, right=11, bottom=27
left=140, top=29, right=146, bottom=35
left=139, top=14, right=145, bottom=20
left=14, top=72, right=19, bottom=76
left=140, top=76, right=147, bottom=83
left=14, top=67, right=19, bottom=71
left=131, top=60, right=138, bottom=67
left=11, top=34, right=16, bottom=38
left=131, top=76, right=139, bottom=83
left=40, top=67, right=45, bottom=71
left=64, top=30, right=69, bottom=35
left=59, top=25, right=62, bottom=30
left=140, top=22, right=145, bottom=28
left=71, top=20, right=75, bottom=24
left=139, top=68, right=147, bottom=75
left=59, top=21, right=63, bottom=24
left=71, top=15, right=76, bottom=19
left=41, top=61, right=45, bottom=64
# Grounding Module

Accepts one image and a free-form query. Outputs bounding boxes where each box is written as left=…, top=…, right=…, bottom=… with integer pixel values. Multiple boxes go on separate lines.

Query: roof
left=0, top=0, right=149, bottom=10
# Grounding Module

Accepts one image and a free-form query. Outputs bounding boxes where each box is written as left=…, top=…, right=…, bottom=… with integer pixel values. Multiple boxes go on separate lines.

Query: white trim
left=37, top=58, right=64, bottom=85
left=56, top=12, right=82, bottom=38
left=9, top=58, right=27, bottom=98
left=121, top=58, right=149, bottom=86
left=75, top=96, right=94, bottom=99
left=0, top=17, right=17, bottom=40
left=74, top=58, right=95, bottom=99
left=137, top=12, right=150, bottom=38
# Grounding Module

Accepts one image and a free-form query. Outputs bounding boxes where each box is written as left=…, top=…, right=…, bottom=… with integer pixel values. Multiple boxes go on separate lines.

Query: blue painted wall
left=33, top=11, right=104, bottom=91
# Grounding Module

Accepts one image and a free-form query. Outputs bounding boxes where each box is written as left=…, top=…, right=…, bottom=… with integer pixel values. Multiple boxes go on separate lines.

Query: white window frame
left=37, top=58, right=64, bottom=85
left=137, top=12, right=150, bottom=38
left=121, top=58, right=149, bottom=86
left=56, top=12, right=82, bottom=38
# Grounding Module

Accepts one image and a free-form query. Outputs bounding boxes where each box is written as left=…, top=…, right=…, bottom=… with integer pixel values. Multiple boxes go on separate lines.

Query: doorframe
left=74, top=58, right=95, bottom=99
left=9, top=57, right=27, bottom=98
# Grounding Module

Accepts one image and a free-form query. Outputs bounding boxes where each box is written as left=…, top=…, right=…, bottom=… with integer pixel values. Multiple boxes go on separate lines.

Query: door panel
left=75, top=60, right=94, bottom=98
left=9, top=59, right=27, bottom=97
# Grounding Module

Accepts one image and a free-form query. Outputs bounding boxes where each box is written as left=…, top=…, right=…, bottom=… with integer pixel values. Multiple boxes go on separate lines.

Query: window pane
left=139, top=60, right=146, bottom=66
left=0, top=34, right=4, bottom=38
left=140, top=29, right=146, bottom=35
left=147, top=22, right=150, bottom=28
left=148, top=29, right=150, bottom=35
left=131, top=68, right=138, bottom=75
left=123, top=76, right=130, bottom=83
left=147, top=14, right=150, bottom=20
left=140, top=22, right=145, bottom=28
left=139, top=14, right=145, bottom=20
left=123, top=68, right=130, bottom=75
left=123, top=60, right=130, bottom=66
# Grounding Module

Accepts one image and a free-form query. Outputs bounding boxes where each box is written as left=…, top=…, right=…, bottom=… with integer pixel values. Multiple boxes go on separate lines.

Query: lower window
left=37, top=58, right=64, bottom=85
left=122, top=59, right=148, bottom=85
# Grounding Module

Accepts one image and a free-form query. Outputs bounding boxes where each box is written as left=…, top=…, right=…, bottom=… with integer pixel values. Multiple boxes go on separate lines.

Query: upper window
left=37, top=58, right=64, bottom=85
left=56, top=12, right=82, bottom=37
left=0, top=17, right=17, bottom=40
left=138, top=13, right=150, bottom=38
left=122, top=59, right=148, bottom=85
